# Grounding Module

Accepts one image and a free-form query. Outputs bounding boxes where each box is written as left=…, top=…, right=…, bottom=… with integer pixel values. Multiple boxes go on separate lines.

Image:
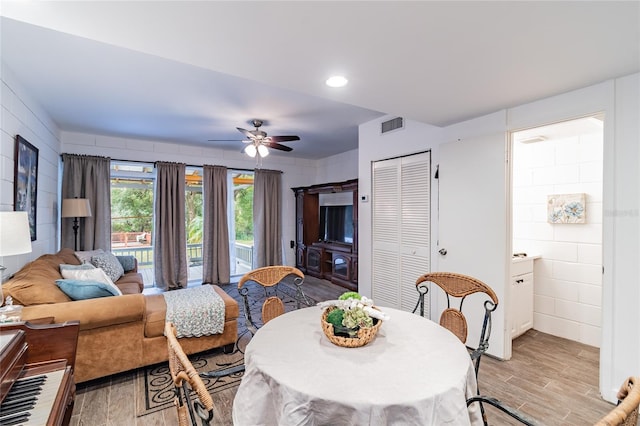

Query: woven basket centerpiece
left=321, top=307, right=382, bottom=348
left=319, top=291, right=389, bottom=348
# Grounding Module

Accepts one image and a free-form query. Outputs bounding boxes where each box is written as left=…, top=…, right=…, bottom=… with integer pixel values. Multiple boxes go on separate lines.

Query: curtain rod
left=60, top=154, right=254, bottom=173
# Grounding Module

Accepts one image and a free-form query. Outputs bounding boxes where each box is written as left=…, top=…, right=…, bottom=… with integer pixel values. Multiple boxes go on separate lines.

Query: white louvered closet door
left=372, top=152, right=431, bottom=314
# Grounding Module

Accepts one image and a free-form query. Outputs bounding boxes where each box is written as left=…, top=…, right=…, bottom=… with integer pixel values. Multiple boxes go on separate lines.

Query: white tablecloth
left=232, top=306, right=482, bottom=426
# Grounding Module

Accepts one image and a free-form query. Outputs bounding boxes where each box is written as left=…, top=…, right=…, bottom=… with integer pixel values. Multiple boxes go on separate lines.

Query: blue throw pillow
left=115, top=255, right=136, bottom=272
left=55, top=279, right=120, bottom=300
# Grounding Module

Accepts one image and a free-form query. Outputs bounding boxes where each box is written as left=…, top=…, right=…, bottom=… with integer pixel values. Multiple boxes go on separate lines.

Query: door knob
left=439, top=248, right=447, bottom=255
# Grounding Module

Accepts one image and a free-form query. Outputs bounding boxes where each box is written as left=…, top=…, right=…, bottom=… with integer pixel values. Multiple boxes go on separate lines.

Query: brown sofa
left=1, top=248, right=238, bottom=383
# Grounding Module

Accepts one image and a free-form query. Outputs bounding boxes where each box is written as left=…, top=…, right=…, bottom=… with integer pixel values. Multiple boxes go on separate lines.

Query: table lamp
left=61, top=198, right=92, bottom=251
left=0, top=211, right=32, bottom=310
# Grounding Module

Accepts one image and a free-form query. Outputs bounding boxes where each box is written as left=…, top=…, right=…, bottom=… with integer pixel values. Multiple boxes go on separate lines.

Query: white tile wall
left=513, top=119, right=603, bottom=346
left=578, top=283, right=602, bottom=306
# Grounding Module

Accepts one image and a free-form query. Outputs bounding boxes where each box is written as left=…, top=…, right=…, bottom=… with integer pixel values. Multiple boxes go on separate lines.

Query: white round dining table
left=232, top=306, right=482, bottom=426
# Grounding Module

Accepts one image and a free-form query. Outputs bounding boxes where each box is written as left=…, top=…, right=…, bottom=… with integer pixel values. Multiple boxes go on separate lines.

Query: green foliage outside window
left=111, top=188, right=153, bottom=232
left=186, top=191, right=203, bottom=243
left=235, top=184, right=253, bottom=242
left=111, top=173, right=254, bottom=245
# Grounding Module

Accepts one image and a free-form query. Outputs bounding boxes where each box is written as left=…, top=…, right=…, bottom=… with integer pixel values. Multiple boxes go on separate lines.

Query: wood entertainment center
left=292, top=179, right=358, bottom=291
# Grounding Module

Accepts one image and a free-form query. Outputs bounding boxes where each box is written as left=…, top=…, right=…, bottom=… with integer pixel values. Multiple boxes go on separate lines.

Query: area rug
left=135, top=279, right=318, bottom=417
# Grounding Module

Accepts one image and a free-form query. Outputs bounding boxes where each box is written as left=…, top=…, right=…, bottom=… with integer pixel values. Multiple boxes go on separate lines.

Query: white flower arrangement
left=318, top=292, right=390, bottom=334
left=318, top=296, right=390, bottom=322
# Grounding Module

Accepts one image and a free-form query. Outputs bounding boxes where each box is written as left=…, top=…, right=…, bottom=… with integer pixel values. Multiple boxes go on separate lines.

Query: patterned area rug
left=135, top=279, right=318, bottom=417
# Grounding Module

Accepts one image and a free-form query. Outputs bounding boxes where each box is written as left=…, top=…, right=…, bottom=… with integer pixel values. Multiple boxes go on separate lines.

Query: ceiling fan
left=209, top=119, right=300, bottom=158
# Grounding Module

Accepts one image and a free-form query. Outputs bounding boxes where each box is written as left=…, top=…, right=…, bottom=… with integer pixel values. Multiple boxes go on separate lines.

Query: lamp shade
left=0, top=211, right=32, bottom=257
left=244, top=144, right=257, bottom=158
left=257, top=144, right=269, bottom=157
left=61, top=198, right=92, bottom=218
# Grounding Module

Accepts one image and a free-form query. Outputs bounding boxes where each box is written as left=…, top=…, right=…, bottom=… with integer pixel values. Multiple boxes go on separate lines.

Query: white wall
left=315, top=149, right=358, bottom=183
left=508, top=75, right=639, bottom=402
left=513, top=128, right=604, bottom=347
left=357, top=116, right=444, bottom=298
left=61, top=131, right=321, bottom=267
left=604, top=73, right=640, bottom=401
left=358, top=74, right=639, bottom=403
left=0, top=63, right=61, bottom=280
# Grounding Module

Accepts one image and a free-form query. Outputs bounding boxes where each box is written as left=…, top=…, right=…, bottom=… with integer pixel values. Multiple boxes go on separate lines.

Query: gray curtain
left=61, top=154, right=111, bottom=251
left=253, top=169, right=282, bottom=267
left=202, top=165, right=230, bottom=284
left=154, top=162, right=188, bottom=290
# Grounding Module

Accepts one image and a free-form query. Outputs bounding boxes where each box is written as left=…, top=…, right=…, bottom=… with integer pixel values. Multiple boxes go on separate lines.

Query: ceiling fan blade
left=267, top=142, right=293, bottom=152
left=237, top=127, right=255, bottom=139
left=268, top=135, right=300, bottom=142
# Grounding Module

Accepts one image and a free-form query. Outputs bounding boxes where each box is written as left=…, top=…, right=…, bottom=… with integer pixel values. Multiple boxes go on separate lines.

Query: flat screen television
left=319, top=205, right=353, bottom=244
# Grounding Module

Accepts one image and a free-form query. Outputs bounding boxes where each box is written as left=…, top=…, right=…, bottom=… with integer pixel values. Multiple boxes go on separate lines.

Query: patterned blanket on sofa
left=163, top=285, right=225, bottom=338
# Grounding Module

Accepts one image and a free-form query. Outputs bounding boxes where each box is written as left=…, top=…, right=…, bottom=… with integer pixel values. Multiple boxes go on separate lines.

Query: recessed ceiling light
left=326, top=75, right=348, bottom=88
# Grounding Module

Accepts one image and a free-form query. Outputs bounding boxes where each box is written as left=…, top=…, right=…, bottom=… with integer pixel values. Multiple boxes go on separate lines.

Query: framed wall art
left=14, top=135, right=39, bottom=240
left=547, top=193, right=586, bottom=224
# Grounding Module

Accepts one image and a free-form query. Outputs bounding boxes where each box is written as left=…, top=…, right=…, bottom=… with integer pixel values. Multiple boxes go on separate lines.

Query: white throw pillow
left=61, top=267, right=123, bottom=296
left=75, top=249, right=105, bottom=264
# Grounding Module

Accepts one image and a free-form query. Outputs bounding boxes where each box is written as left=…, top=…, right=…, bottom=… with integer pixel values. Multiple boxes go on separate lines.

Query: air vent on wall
left=381, top=117, right=404, bottom=134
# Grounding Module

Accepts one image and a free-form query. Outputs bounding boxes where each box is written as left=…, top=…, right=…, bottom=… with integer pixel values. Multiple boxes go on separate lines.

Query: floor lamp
left=0, top=211, right=32, bottom=308
left=61, top=198, right=92, bottom=251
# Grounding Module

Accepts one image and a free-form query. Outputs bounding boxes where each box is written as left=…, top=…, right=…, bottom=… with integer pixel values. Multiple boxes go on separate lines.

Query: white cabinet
left=510, top=256, right=537, bottom=339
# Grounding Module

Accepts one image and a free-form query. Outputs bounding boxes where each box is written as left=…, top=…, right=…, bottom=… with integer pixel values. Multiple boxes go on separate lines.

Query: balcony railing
left=235, top=242, right=253, bottom=271
left=113, top=241, right=254, bottom=287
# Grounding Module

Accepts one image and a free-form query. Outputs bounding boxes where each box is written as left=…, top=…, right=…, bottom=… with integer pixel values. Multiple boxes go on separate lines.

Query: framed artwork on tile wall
left=14, top=135, right=39, bottom=240
left=547, top=193, right=586, bottom=224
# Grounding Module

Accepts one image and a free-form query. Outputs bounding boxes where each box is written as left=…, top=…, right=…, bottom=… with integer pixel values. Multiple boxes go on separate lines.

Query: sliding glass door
left=110, top=162, right=255, bottom=286
left=229, top=171, right=254, bottom=277
left=185, top=167, right=204, bottom=281
left=110, top=161, right=155, bottom=286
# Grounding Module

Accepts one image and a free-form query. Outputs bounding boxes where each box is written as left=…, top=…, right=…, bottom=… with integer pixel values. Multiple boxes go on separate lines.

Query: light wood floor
left=70, top=278, right=615, bottom=426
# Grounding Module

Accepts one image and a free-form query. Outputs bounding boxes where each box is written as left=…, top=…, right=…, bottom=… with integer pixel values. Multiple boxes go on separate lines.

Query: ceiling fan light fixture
left=257, top=144, right=269, bottom=157
left=244, top=144, right=257, bottom=157
left=326, top=75, right=348, bottom=88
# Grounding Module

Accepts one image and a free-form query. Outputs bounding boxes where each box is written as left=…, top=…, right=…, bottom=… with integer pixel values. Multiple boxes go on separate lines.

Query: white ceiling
left=1, top=1, right=638, bottom=160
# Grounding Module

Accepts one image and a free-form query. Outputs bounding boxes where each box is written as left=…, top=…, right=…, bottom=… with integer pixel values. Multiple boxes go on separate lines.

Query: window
left=109, top=162, right=256, bottom=285
left=110, top=161, right=155, bottom=287
left=230, top=171, right=254, bottom=276
left=186, top=167, right=203, bottom=280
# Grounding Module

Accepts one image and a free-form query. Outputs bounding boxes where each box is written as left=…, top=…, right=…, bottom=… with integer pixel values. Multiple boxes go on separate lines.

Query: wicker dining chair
left=238, top=265, right=310, bottom=333
left=466, top=395, right=540, bottom=426
left=262, top=295, right=286, bottom=325
left=165, top=322, right=215, bottom=426
left=202, top=266, right=300, bottom=378
left=413, top=272, right=499, bottom=381
left=468, top=375, right=640, bottom=426
left=595, top=376, right=640, bottom=426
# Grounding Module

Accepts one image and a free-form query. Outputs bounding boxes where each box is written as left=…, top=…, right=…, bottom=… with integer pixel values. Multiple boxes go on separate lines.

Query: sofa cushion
left=91, top=252, right=124, bottom=282
left=56, top=279, right=120, bottom=300
left=144, top=294, right=167, bottom=338
left=1, top=249, right=80, bottom=306
left=22, top=293, right=146, bottom=331
left=117, top=280, right=144, bottom=295
left=61, top=267, right=123, bottom=296
left=117, top=271, right=145, bottom=293
left=61, top=248, right=83, bottom=264
left=143, top=285, right=239, bottom=338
